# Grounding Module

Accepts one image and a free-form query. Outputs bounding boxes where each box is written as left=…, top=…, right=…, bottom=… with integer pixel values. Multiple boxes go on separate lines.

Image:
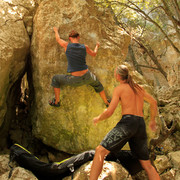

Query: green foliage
left=94, top=0, right=180, bottom=44
left=94, top=0, right=180, bottom=80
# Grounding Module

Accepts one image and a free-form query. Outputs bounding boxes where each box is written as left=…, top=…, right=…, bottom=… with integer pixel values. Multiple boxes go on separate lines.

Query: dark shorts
left=100, top=115, right=149, bottom=160
left=51, top=70, right=104, bottom=93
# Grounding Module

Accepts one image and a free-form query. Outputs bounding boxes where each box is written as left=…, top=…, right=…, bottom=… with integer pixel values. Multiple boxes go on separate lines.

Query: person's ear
left=117, top=74, right=121, bottom=81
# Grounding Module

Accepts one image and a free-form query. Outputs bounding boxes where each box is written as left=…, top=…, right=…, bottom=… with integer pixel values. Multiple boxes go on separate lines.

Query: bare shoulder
left=114, top=85, right=122, bottom=91
left=113, top=85, right=123, bottom=95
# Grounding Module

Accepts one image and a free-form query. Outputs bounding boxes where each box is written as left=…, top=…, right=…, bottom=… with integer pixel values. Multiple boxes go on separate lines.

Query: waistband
left=122, top=114, right=143, bottom=119
left=67, top=69, right=89, bottom=76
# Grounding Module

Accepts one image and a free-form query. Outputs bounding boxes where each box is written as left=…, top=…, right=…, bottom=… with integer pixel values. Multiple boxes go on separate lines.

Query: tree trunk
left=128, top=45, right=143, bottom=75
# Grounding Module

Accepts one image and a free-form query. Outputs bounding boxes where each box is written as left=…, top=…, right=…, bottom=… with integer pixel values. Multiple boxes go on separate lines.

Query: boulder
left=154, top=155, right=172, bottom=174
left=0, top=0, right=31, bottom=147
left=168, top=151, right=180, bottom=169
left=63, top=161, right=132, bottom=180
left=132, top=170, right=148, bottom=180
left=160, top=137, right=177, bottom=153
left=0, top=155, right=10, bottom=175
left=0, top=167, right=37, bottom=180
left=31, top=0, right=155, bottom=154
left=159, top=169, right=177, bottom=180
left=0, top=154, right=37, bottom=179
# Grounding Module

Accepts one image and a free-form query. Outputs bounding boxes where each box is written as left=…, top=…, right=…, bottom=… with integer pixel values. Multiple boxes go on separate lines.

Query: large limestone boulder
left=31, top=0, right=131, bottom=153
left=31, top=0, right=155, bottom=153
left=63, top=161, right=132, bottom=180
left=0, top=0, right=31, bottom=146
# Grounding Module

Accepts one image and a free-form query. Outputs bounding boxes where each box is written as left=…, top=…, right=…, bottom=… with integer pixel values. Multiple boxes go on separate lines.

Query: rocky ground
left=0, top=85, right=179, bottom=179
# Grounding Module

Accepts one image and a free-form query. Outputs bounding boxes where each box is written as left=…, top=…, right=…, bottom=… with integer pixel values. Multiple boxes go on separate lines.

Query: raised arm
left=93, top=87, right=120, bottom=125
left=53, top=27, right=68, bottom=51
left=143, top=90, right=158, bottom=131
left=85, top=42, right=100, bottom=57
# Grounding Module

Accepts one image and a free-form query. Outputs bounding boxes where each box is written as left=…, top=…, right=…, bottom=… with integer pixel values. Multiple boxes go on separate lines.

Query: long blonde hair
left=116, top=65, right=142, bottom=93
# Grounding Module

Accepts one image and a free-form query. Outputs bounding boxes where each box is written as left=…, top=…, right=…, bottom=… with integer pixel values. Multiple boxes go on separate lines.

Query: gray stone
left=160, top=137, right=177, bottom=153
left=154, top=155, right=172, bottom=174
left=168, top=151, right=180, bottom=169
left=160, top=168, right=177, bottom=180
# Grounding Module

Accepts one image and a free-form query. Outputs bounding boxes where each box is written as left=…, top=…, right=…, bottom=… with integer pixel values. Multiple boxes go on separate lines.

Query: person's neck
left=119, top=80, right=127, bottom=84
left=70, top=39, right=79, bottom=43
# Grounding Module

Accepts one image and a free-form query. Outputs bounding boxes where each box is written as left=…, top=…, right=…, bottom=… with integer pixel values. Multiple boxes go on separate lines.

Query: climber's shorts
left=51, top=70, right=104, bottom=93
left=100, top=115, right=149, bottom=160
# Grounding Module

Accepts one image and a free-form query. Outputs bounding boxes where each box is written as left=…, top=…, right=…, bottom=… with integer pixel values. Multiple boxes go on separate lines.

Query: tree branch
left=128, top=45, right=143, bottom=75
left=133, top=37, right=167, bottom=79
left=161, top=0, right=180, bottom=39
left=108, top=0, right=180, bottom=53
left=138, top=64, right=159, bottom=70
left=172, top=0, right=180, bottom=21
left=108, top=6, right=168, bottom=80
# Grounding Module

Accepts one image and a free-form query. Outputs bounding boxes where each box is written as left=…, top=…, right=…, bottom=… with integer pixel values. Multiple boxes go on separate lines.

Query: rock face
left=155, top=86, right=180, bottom=152
left=168, top=151, right=180, bottom=170
left=154, top=155, right=172, bottom=174
left=153, top=152, right=180, bottom=180
left=31, top=0, right=131, bottom=153
left=0, top=0, right=32, bottom=147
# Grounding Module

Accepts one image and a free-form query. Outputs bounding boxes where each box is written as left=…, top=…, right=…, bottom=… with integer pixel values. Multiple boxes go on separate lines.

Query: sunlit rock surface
left=63, top=161, right=132, bottom=180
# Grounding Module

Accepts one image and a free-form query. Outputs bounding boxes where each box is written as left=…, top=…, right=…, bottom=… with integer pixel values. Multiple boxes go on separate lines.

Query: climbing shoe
left=49, top=98, right=60, bottom=107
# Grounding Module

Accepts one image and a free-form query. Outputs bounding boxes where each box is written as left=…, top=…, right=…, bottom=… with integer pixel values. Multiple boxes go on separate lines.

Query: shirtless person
left=90, top=65, right=160, bottom=180
left=49, top=27, right=109, bottom=107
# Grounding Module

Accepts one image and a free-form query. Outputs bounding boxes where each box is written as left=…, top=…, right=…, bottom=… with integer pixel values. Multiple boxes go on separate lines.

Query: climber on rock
left=90, top=64, right=160, bottom=180
left=49, top=27, right=110, bottom=107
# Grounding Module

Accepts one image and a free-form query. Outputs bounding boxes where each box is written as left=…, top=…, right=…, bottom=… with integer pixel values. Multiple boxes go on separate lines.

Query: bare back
left=108, top=83, right=145, bottom=117
left=118, top=84, right=144, bottom=116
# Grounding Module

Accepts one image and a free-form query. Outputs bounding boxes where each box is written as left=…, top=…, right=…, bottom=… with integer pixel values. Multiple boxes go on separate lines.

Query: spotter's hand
left=53, top=27, right=58, bottom=32
left=149, top=121, right=157, bottom=132
left=93, top=117, right=99, bottom=126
